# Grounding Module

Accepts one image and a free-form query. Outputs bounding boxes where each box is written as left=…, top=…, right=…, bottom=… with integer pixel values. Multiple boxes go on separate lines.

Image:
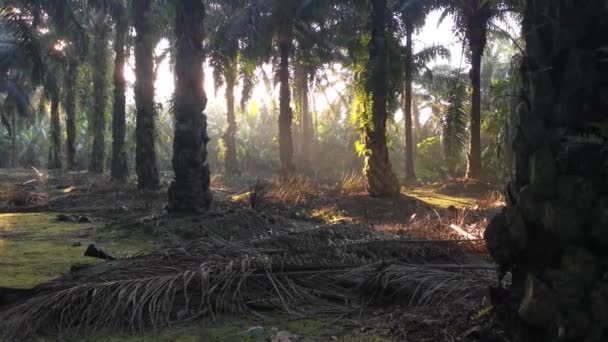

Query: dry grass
left=334, top=172, right=367, bottom=197
left=0, top=226, right=493, bottom=341
left=379, top=191, right=506, bottom=256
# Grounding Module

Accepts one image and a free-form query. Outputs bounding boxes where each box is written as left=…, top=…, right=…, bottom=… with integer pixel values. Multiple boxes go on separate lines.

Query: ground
left=0, top=169, right=505, bottom=341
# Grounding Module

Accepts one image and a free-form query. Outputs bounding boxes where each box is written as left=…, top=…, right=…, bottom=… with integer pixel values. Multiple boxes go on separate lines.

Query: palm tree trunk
left=485, top=1, right=608, bottom=340
left=365, top=0, right=400, bottom=197
left=465, top=21, right=485, bottom=179
left=89, top=18, right=108, bottom=174
left=222, top=61, right=239, bottom=176
left=65, top=61, right=77, bottom=170
left=111, top=9, right=128, bottom=182
left=48, top=93, right=62, bottom=169
left=301, top=68, right=313, bottom=175
left=167, top=0, right=212, bottom=213
left=404, top=23, right=416, bottom=182
left=10, top=110, right=16, bottom=167
left=278, top=20, right=295, bottom=177
left=133, top=0, right=159, bottom=189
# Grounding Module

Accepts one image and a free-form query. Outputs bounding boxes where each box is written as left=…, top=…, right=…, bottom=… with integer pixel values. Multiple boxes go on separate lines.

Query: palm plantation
left=0, top=0, right=606, bottom=341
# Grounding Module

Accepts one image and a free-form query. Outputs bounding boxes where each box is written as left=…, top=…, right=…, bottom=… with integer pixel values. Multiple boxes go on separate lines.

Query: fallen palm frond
left=0, top=227, right=494, bottom=341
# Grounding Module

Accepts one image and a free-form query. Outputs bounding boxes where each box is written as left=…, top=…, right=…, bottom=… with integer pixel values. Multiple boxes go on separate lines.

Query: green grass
left=0, top=213, right=155, bottom=288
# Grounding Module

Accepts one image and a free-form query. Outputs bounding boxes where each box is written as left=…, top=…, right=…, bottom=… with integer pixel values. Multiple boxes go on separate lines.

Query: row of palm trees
left=1, top=0, right=519, bottom=209
left=2, top=0, right=209, bottom=211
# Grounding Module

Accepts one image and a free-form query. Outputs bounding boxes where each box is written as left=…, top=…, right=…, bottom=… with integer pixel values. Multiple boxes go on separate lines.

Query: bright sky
left=124, top=10, right=519, bottom=124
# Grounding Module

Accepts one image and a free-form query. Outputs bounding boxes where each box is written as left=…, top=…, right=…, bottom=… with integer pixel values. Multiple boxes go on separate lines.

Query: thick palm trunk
left=133, top=0, right=159, bottom=189
left=466, top=46, right=482, bottom=179
left=404, top=25, right=415, bottom=182
left=48, top=94, right=61, bottom=169
left=89, top=20, right=108, bottom=173
left=464, top=9, right=487, bottom=180
left=167, top=0, right=212, bottom=213
left=485, top=1, right=608, bottom=341
left=222, top=62, right=239, bottom=176
left=65, top=61, right=77, bottom=170
left=111, top=9, right=128, bottom=182
left=278, top=22, right=295, bottom=177
left=365, top=0, right=400, bottom=197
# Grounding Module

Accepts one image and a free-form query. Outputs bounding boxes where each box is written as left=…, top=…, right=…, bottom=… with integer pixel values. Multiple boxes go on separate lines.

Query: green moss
left=0, top=213, right=155, bottom=288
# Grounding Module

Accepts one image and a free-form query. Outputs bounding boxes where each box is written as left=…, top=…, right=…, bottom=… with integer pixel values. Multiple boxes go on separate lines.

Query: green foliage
left=415, top=137, right=447, bottom=182
left=442, top=76, right=469, bottom=174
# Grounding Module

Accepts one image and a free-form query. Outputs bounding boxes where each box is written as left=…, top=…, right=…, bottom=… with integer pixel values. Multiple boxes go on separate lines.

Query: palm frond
left=0, top=227, right=492, bottom=340
left=442, top=76, right=469, bottom=170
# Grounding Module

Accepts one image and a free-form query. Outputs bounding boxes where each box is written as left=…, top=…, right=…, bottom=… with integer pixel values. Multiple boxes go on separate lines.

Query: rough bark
left=464, top=7, right=488, bottom=180
left=364, top=0, right=400, bottom=197
left=167, top=0, right=212, bottom=213
left=404, top=24, right=416, bottom=182
left=485, top=1, right=608, bottom=341
left=111, top=8, right=128, bottom=182
left=65, top=61, right=77, bottom=170
left=222, top=61, right=239, bottom=176
left=47, top=93, right=61, bottom=170
left=278, top=20, right=295, bottom=178
left=89, top=18, right=108, bottom=174
left=133, top=0, right=159, bottom=189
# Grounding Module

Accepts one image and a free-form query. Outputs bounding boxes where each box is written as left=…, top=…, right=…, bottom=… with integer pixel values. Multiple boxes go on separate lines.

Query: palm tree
left=88, top=11, right=110, bottom=173
left=276, top=1, right=296, bottom=177
left=47, top=89, right=61, bottom=169
left=243, top=0, right=331, bottom=177
left=132, top=0, right=159, bottom=189
left=1, top=0, right=85, bottom=170
left=64, top=60, right=77, bottom=170
left=485, top=1, right=607, bottom=340
left=440, top=0, right=499, bottom=179
left=167, top=0, right=212, bottom=213
left=208, top=1, right=242, bottom=176
left=396, top=0, right=442, bottom=182
left=364, top=0, right=401, bottom=197
left=110, top=0, right=128, bottom=181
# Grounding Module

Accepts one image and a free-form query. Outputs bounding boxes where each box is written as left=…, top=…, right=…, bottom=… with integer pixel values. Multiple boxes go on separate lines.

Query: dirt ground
left=0, top=169, right=507, bottom=341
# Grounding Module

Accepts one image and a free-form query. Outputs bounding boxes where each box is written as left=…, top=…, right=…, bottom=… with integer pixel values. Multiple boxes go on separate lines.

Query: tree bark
left=10, top=111, right=16, bottom=167
left=167, top=0, right=212, bottom=213
left=89, top=18, right=108, bottom=174
left=464, top=9, right=487, bottom=180
left=404, top=24, right=416, bottom=182
left=300, top=67, right=313, bottom=175
left=133, top=0, right=159, bottom=189
left=278, top=19, right=295, bottom=178
left=222, top=60, right=239, bottom=176
left=48, top=93, right=62, bottom=170
left=65, top=61, right=77, bottom=170
left=364, top=0, right=400, bottom=197
left=485, top=1, right=608, bottom=341
left=111, top=8, right=128, bottom=182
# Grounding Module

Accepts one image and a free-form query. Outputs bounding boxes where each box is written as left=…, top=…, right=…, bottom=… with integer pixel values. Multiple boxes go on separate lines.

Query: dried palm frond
left=0, top=227, right=494, bottom=341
